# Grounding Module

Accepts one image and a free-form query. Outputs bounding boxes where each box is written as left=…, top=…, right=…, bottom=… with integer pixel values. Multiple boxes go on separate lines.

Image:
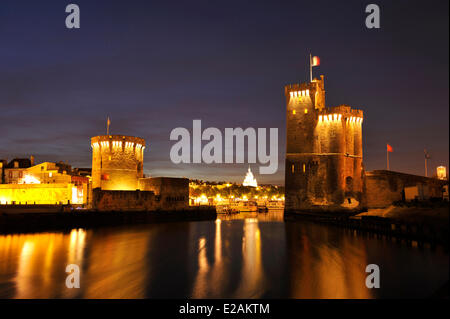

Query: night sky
left=0, top=0, right=448, bottom=185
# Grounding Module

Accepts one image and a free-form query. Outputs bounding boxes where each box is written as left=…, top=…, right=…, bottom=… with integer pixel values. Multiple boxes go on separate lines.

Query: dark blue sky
left=0, top=0, right=448, bottom=185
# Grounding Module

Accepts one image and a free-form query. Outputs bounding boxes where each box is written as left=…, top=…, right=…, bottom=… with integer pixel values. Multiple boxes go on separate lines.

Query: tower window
left=304, top=108, right=308, bottom=114
left=292, top=110, right=296, bottom=115
left=303, top=163, right=306, bottom=173
left=291, top=164, right=295, bottom=173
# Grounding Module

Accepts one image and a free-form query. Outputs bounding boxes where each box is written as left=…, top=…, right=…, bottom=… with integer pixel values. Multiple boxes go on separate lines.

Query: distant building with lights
left=0, top=132, right=188, bottom=210
left=3, top=157, right=33, bottom=184
left=243, top=167, right=258, bottom=187
left=0, top=159, right=89, bottom=205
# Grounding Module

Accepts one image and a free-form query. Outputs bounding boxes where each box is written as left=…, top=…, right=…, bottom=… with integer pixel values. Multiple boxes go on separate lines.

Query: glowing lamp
left=437, top=166, right=447, bottom=180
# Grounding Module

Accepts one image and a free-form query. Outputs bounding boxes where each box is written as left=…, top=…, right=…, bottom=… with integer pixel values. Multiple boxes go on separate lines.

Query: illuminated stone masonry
left=285, top=76, right=364, bottom=212
left=91, top=135, right=145, bottom=191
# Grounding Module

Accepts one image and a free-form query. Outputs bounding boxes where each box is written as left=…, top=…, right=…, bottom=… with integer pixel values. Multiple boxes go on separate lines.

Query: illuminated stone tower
left=285, top=76, right=364, bottom=212
left=91, top=135, right=145, bottom=190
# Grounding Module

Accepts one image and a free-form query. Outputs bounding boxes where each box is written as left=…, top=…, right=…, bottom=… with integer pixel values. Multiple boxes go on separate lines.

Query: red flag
left=311, top=56, right=320, bottom=66
left=387, top=144, right=393, bottom=152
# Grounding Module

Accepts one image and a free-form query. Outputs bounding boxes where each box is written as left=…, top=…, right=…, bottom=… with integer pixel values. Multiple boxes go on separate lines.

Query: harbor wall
left=365, top=170, right=447, bottom=208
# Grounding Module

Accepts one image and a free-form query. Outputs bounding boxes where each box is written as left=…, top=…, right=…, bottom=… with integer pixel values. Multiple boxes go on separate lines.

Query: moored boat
left=266, top=200, right=284, bottom=210
left=230, top=200, right=258, bottom=212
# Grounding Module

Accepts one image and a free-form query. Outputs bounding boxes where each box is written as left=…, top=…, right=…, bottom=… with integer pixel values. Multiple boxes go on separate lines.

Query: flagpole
left=309, top=53, right=312, bottom=82
left=424, top=150, right=429, bottom=177
left=107, top=117, right=110, bottom=135
left=387, top=146, right=389, bottom=170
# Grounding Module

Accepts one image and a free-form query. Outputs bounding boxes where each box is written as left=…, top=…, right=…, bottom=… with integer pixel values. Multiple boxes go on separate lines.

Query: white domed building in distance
left=243, top=167, right=258, bottom=187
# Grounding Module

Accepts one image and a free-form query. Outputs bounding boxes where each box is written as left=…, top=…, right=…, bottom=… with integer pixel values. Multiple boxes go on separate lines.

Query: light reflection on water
left=0, top=211, right=448, bottom=298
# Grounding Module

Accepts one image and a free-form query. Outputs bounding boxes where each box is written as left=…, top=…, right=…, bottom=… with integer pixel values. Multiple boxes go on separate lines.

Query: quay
left=0, top=205, right=216, bottom=233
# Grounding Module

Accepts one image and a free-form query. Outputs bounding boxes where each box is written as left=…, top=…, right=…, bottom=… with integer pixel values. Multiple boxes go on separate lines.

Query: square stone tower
left=285, top=76, right=364, bottom=213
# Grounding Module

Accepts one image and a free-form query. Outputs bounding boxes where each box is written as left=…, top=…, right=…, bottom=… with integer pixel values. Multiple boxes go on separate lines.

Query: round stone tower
left=91, top=135, right=145, bottom=190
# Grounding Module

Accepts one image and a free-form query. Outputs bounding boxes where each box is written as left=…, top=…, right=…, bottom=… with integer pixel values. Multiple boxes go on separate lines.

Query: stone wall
left=365, top=170, right=447, bottom=208
left=91, top=188, right=155, bottom=211
left=139, top=177, right=189, bottom=210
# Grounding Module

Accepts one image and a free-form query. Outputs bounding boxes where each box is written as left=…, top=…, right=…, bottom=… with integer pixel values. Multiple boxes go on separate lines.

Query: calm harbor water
left=0, top=211, right=448, bottom=298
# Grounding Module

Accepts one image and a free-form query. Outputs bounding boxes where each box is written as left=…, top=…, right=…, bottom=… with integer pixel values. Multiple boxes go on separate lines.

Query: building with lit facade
left=0, top=159, right=89, bottom=205
left=285, top=75, right=364, bottom=212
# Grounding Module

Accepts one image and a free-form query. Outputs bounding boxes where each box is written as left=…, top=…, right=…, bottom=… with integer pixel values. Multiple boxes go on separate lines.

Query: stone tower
left=285, top=76, right=364, bottom=212
left=91, top=135, right=145, bottom=190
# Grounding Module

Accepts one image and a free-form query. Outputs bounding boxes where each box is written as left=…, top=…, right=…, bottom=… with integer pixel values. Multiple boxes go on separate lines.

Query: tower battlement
left=285, top=75, right=326, bottom=110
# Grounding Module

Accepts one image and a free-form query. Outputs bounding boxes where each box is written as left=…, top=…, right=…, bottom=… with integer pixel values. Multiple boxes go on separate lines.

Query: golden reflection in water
left=214, top=219, right=222, bottom=264
left=81, top=229, right=152, bottom=298
left=191, top=236, right=209, bottom=298
left=233, top=218, right=265, bottom=298
left=0, top=227, right=152, bottom=298
left=192, top=219, right=229, bottom=298
left=218, top=211, right=284, bottom=222
left=63, top=229, right=86, bottom=298
left=288, top=225, right=374, bottom=299
left=68, top=229, right=86, bottom=264
left=0, top=231, right=83, bottom=298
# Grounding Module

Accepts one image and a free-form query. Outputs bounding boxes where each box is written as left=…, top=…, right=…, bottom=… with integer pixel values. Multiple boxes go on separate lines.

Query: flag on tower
left=387, top=144, right=393, bottom=152
left=107, top=117, right=111, bottom=135
left=386, top=144, right=393, bottom=170
left=311, top=56, right=320, bottom=66
left=309, top=54, right=321, bottom=82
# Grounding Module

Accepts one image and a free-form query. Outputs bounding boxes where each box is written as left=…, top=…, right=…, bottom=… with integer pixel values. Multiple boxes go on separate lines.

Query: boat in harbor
left=216, top=204, right=239, bottom=215
left=230, top=200, right=258, bottom=212
left=256, top=200, right=268, bottom=213
left=266, top=200, right=284, bottom=210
